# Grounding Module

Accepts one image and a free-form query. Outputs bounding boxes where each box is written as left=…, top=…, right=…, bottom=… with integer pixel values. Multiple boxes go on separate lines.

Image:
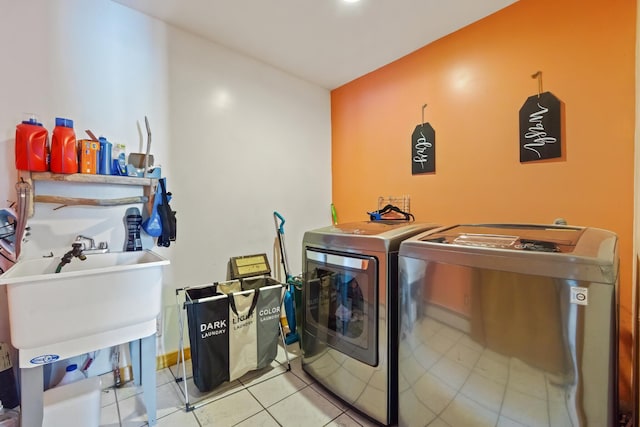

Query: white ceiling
left=112, top=0, right=518, bottom=89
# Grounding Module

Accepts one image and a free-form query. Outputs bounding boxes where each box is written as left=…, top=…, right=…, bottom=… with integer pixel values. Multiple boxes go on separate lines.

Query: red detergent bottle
left=15, top=117, right=49, bottom=171
left=50, top=117, right=78, bottom=174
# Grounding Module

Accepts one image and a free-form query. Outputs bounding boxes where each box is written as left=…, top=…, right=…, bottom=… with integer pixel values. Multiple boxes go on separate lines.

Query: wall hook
left=421, top=103, right=427, bottom=128
left=531, top=71, right=543, bottom=98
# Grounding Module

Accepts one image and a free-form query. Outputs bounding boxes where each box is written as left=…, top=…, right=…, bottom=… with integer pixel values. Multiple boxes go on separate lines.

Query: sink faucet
left=75, top=235, right=109, bottom=255
left=56, top=242, right=87, bottom=273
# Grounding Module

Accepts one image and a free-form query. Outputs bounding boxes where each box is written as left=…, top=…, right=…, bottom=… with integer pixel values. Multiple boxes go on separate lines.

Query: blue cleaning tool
left=274, top=211, right=299, bottom=345
left=283, top=281, right=298, bottom=345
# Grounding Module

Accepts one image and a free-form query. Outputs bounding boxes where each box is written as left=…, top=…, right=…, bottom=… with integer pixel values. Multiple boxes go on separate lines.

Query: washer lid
left=401, top=224, right=618, bottom=283
left=304, top=221, right=440, bottom=252
left=420, top=224, right=585, bottom=253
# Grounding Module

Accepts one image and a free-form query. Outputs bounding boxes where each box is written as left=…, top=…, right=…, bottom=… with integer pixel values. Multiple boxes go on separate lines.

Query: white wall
left=0, top=0, right=331, bottom=370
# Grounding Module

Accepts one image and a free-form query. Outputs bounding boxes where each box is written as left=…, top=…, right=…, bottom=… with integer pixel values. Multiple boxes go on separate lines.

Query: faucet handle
left=75, top=235, right=96, bottom=250
left=73, top=235, right=109, bottom=254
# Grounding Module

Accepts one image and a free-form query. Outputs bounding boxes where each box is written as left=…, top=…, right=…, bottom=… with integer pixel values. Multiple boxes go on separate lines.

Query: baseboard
left=424, top=303, right=471, bottom=333
left=156, top=348, right=191, bottom=370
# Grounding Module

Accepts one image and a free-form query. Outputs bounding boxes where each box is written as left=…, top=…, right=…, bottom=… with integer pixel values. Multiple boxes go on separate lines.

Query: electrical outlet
left=156, top=311, right=163, bottom=337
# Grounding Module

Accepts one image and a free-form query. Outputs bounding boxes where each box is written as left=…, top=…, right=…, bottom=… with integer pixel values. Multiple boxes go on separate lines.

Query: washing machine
left=301, top=221, right=440, bottom=425
left=398, top=224, right=619, bottom=427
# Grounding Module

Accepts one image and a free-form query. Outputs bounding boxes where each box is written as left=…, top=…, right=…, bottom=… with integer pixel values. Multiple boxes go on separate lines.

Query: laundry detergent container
left=397, top=224, right=618, bottom=427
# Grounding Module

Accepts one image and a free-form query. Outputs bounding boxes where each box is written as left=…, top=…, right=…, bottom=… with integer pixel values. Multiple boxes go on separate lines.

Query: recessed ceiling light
left=343, top=0, right=361, bottom=3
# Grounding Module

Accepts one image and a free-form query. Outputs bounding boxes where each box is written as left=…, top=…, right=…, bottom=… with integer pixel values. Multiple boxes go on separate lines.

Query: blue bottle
left=98, top=137, right=112, bottom=175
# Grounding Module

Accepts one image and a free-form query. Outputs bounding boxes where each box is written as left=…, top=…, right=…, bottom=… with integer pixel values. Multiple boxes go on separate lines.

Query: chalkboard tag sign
left=519, top=91, right=562, bottom=162
left=412, top=123, right=435, bottom=175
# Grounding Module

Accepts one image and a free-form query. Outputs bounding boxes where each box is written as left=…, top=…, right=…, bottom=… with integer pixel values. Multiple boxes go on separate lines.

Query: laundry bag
left=0, top=342, right=18, bottom=409
left=256, top=284, right=284, bottom=369
left=185, top=286, right=230, bottom=392
left=240, top=276, right=280, bottom=291
left=215, top=280, right=242, bottom=295
left=228, top=289, right=260, bottom=381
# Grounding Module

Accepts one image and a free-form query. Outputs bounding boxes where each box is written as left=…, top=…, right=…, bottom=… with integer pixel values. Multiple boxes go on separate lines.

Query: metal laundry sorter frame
left=174, top=282, right=291, bottom=412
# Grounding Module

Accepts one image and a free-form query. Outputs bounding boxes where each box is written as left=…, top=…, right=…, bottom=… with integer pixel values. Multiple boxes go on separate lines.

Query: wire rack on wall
left=0, top=223, right=15, bottom=241
left=378, top=195, right=410, bottom=214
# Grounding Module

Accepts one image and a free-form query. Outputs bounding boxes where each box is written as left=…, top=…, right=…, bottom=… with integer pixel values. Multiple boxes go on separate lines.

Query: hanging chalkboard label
left=412, top=123, right=435, bottom=174
left=519, top=91, right=562, bottom=162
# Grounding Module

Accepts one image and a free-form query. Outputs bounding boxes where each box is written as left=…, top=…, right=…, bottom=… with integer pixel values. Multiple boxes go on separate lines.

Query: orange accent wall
left=331, top=0, right=636, bottom=405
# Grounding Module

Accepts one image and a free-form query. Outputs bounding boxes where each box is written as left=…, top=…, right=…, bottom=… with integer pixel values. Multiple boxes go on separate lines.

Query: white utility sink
left=0, top=250, right=169, bottom=367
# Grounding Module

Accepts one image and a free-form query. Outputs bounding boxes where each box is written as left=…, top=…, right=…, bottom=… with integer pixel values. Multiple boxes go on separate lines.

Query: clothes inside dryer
left=305, top=250, right=376, bottom=364
left=310, top=270, right=367, bottom=339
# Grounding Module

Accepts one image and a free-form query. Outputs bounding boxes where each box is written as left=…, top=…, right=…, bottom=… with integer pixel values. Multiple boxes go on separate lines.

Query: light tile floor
left=99, top=342, right=379, bottom=427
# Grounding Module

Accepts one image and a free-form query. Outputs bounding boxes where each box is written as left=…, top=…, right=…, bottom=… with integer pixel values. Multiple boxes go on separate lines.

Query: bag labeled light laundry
left=214, top=280, right=242, bottom=295
left=228, top=289, right=260, bottom=381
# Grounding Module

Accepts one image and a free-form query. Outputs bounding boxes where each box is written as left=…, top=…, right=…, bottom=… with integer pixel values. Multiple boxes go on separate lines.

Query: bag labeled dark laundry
left=185, top=286, right=230, bottom=392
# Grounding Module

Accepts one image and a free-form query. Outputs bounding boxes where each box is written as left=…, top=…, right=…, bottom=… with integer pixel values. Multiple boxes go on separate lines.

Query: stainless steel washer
left=398, top=224, right=619, bottom=427
left=301, top=221, right=439, bottom=425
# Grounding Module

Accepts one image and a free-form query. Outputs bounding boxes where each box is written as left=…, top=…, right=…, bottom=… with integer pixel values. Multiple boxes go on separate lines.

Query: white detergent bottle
left=0, top=400, right=19, bottom=427
left=56, top=364, right=85, bottom=387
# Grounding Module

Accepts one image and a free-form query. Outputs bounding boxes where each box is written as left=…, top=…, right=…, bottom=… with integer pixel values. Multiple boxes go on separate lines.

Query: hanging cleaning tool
left=273, top=211, right=300, bottom=345
left=156, top=178, right=177, bottom=247
left=142, top=182, right=163, bottom=237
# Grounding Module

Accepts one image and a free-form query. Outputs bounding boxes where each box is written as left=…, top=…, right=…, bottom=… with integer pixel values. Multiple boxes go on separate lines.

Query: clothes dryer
left=301, top=221, right=439, bottom=425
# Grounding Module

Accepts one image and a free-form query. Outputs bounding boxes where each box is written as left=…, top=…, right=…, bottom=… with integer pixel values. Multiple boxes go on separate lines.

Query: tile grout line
left=106, top=347, right=302, bottom=426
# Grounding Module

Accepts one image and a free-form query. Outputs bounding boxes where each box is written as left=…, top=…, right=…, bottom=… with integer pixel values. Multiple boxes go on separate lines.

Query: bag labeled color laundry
left=255, top=284, right=283, bottom=369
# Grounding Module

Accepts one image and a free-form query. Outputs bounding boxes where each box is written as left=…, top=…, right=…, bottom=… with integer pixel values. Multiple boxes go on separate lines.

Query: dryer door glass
left=304, top=248, right=378, bottom=366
